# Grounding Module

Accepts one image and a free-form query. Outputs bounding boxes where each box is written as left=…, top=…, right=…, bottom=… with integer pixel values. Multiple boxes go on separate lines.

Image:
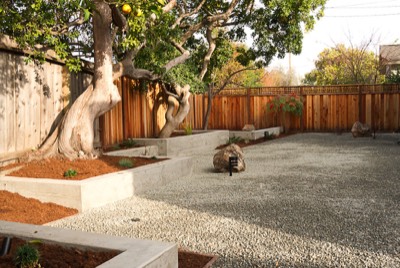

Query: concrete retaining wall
left=229, top=127, right=282, bottom=140
left=131, top=130, right=229, bottom=156
left=0, top=157, right=193, bottom=212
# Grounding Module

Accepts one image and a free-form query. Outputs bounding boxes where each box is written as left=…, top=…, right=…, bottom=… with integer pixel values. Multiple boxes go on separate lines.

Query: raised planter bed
left=229, top=126, right=282, bottom=141
left=0, top=221, right=178, bottom=268
left=0, top=157, right=193, bottom=212
left=131, top=130, right=229, bottom=156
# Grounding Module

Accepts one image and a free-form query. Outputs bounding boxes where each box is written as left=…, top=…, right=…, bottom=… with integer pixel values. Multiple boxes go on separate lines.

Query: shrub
left=64, top=168, right=77, bottom=177
left=121, top=138, right=137, bottom=148
left=118, top=158, right=134, bottom=168
left=182, top=123, right=193, bottom=135
left=14, top=243, right=41, bottom=268
left=267, top=93, right=303, bottom=116
left=227, top=136, right=243, bottom=145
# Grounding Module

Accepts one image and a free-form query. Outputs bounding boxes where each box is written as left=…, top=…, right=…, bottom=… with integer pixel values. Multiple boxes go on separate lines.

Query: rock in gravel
left=213, top=143, right=245, bottom=173
left=351, top=121, right=371, bottom=137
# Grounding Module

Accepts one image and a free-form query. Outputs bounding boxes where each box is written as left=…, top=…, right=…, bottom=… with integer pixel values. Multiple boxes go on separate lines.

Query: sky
left=268, top=0, right=400, bottom=82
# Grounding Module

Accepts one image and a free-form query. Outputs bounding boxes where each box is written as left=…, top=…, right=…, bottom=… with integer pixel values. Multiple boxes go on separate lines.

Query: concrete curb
left=0, top=220, right=178, bottom=267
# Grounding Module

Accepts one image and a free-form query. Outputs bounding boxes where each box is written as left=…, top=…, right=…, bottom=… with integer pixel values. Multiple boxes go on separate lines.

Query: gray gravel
left=49, top=133, right=400, bottom=267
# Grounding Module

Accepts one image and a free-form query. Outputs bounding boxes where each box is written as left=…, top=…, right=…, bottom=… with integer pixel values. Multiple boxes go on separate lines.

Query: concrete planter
left=229, top=127, right=283, bottom=141
left=131, top=130, right=229, bottom=156
left=0, top=157, right=193, bottom=212
left=0, top=221, right=178, bottom=268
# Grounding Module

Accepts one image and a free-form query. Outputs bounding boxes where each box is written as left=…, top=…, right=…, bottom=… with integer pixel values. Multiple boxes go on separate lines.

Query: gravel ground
left=49, top=133, right=400, bottom=267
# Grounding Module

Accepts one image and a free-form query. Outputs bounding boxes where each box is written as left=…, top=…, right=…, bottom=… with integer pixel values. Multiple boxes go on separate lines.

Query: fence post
left=247, top=88, right=251, bottom=124
left=358, top=84, right=362, bottom=123
left=300, top=86, right=304, bottom=132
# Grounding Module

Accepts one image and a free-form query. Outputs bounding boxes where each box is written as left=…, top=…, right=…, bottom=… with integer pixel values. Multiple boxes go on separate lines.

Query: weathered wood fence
left=0, top=35, right=92, bottom=164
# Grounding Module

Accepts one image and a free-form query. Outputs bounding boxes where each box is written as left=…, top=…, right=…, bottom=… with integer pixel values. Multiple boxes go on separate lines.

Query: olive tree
left=0, top=0, right=326, bottom=159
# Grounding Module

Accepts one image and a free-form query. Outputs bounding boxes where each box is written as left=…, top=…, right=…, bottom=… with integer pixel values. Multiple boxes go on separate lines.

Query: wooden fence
left=198, top=84, right=400, bottom=133
left=99, top=82, right=400, bottom=147
left=1, top=35, right=399, bottom=156
left=0, top=36, right=92, bottom=164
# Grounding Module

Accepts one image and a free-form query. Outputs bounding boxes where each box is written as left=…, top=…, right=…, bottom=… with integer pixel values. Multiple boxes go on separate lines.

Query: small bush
left=227, top=136, right=243, bottom=145
left=182, top=123, right=193, bottom=135
left=14, top=243, right=41, bottom=268
left=112, top=144, right=121, bottom=150
left=118, top=158, right=134, bottom=168
left=264, top=132, right=276, bottom=140
left=121, top=138, right=137, bottom=148
left=64, top=168, right=77, bottom=177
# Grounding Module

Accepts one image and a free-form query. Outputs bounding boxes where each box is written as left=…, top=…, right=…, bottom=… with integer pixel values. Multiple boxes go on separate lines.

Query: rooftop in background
left=380, top=44, right=400, bottom=65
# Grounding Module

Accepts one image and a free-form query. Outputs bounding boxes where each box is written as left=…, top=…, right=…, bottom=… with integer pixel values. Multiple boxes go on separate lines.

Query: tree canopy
left=1, top=0, right=327, bottom=85
left=303, top=44, right=385, bottom=85
left=0, top=0, right=327, bottom=158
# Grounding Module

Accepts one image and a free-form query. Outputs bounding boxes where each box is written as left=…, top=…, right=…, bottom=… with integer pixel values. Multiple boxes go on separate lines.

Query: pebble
left=49, top=133, right=400, bottom=267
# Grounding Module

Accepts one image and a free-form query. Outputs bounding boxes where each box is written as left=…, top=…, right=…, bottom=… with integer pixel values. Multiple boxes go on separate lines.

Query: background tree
left=201, top=41, right=265, bottom=130
left=0, top=0, right=327, bottom=159
left=261, top=66, right=299, bottom=86
left=303, top=42, right=385, bottom=85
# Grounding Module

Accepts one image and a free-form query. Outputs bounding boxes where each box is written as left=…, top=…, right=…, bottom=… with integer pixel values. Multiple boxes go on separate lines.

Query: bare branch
left=214, top=66, right=258, bottom=94
left=172, top=0, right=206, bottom=29
left=199, top=26, right=216, bottom=80
left=163, top=0, right=177, bottom=13
left=161, top=82, right=182, bottom=103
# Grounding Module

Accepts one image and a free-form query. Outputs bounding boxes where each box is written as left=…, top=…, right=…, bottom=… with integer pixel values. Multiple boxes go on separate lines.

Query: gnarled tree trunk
left=38, top=1, right=121, bottom=160
left=158, top=84, right=191, bottom=138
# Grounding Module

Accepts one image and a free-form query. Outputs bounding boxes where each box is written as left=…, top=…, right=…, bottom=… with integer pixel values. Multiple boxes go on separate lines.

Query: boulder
left=351, top=121, right=371, bottom=137
left=242, top=124, right=255, bottom=131
left=213, top=144, right=246, bottom=173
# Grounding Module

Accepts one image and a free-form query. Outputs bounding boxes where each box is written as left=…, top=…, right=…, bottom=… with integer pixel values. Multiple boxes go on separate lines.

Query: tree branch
left=199, top=26, right=216, bottom=80
left=214, top=66, right=257, bottom=95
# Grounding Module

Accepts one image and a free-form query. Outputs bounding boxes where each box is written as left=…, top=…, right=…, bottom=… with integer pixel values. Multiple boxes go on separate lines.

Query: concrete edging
left=0, top=220, right=178, bottom=268
left=131, top=130, right=229, bottom=156
left=229, top=127, right=283, bottom=140
left=0, top=157, right=193, bottom=212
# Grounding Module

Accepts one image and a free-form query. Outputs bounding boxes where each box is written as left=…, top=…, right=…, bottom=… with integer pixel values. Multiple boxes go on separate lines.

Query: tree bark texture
left=158, top=84, right=191, bottom=138
left=54, top=2, right=121, bottom=159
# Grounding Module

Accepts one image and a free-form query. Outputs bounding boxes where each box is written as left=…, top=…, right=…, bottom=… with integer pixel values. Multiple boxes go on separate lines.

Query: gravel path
left=49, top=133, right=400, bottom=267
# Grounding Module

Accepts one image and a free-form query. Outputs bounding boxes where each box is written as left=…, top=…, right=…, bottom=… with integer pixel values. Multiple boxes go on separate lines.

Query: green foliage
left=121, top=138, right=137, bottom=148
left=64, top=168, right=78, bottom=177
left=302, top=44, right=385, bottom=85
left=385, top=69, right=400, bottom=84
left=0, top=0, right=327, bottom=92
left=14, top=243, right=41, bottom=268
left=182, top=123, right=193, bottom=135
left=264, top=132, right=276, bottom=140
left=118, top=158, right=134, bottom=168
left=267, top=93, right=303, bottom=116
left=227, top=136, right=243, bottom=145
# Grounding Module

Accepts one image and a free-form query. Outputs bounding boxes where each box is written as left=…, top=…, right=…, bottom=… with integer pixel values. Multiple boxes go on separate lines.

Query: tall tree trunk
left=202, top=86, right=213, bottom=130
left=43, top=2, right=121, bottom=159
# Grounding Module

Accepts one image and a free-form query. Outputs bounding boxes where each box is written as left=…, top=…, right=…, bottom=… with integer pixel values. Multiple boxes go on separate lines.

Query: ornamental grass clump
left=267, top=93, right=303, bottom=116
left=118, top=158, right=134, bottom=168
left=14, top=242, right=42, bottom=268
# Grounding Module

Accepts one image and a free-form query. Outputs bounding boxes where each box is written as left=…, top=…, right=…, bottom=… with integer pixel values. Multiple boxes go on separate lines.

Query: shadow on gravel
left=142, top=133, right=400, bottom=258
